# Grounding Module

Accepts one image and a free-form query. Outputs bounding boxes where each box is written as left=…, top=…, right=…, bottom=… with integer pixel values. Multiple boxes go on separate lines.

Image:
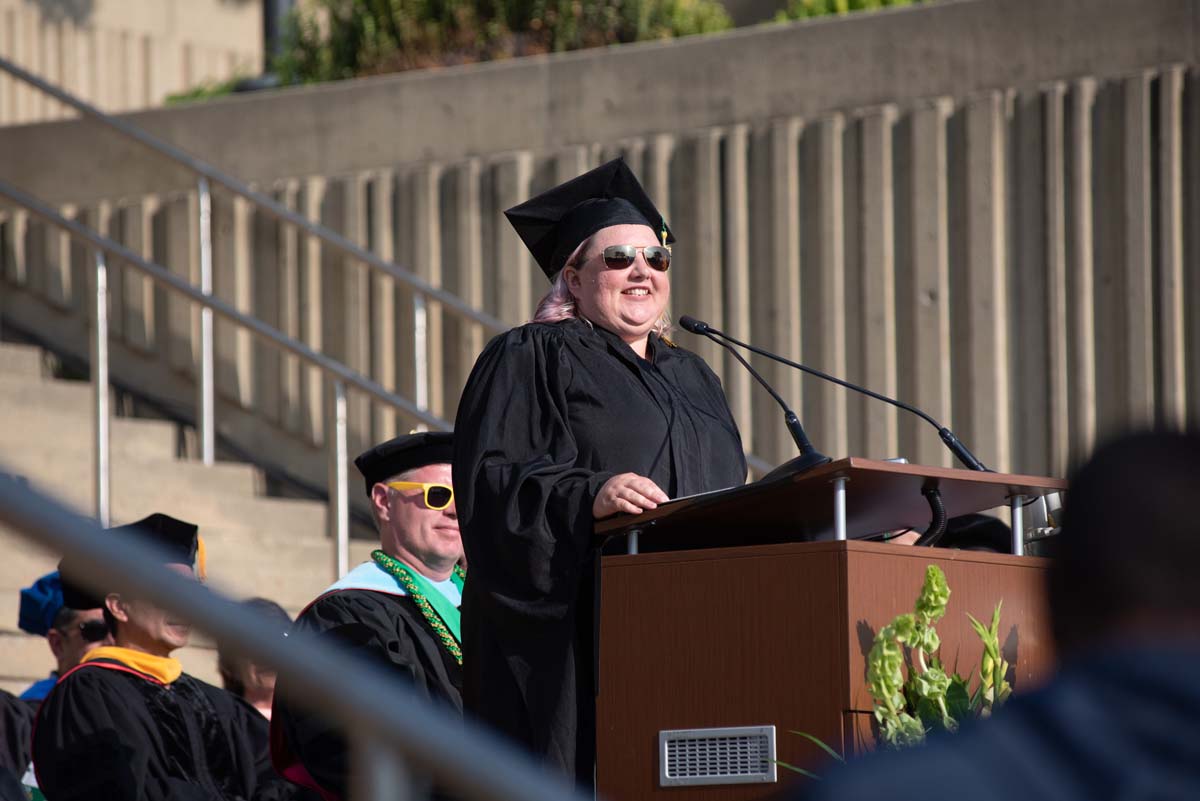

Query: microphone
left=678, top=316, right=831, bottom=476
left=678, top=316, right=989, bottom=472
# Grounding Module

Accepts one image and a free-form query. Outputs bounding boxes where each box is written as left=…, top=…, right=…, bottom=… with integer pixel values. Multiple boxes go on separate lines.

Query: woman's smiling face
left=564, top=223, right=670, bottom=353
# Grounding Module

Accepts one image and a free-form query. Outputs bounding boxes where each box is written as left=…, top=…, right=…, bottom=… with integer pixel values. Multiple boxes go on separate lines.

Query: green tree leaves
left=274, top=0, right=732, bottom=84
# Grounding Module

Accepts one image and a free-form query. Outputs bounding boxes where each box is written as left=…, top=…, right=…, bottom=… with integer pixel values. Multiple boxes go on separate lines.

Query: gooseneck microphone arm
left=678, top=316, right=989, bottom=472
left=678, top=316, right=830, bottom=474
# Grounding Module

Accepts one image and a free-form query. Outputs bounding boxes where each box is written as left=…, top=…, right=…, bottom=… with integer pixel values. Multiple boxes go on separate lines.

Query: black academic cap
left=354, top=431, right=454, bottom=497
left=109, top=513, right=201, bottom=568
left=504, top=157, right=675, bottom=280
left=55, top=560, right=106, bottom=611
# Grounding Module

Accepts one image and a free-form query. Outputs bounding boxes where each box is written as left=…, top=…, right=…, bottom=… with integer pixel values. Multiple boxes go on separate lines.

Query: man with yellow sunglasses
left=272, top=431, right=463, bottom=800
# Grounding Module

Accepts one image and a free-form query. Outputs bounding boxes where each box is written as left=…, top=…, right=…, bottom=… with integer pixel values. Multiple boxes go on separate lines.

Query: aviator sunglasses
left=66, top=619, right=110, bottom=643
left=386, top=481, right=454, bottom=510
left=599, top=244, right=671, bottom=272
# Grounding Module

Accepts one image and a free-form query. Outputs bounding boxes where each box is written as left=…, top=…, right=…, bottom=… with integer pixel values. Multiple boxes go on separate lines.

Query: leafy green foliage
left=866, top=565, right=1010, bottom=748
left=274, top=0, right=732, bottom=85
left=164, top=76, right=244, bottom=106
left=775, top=0, right=926, bottom=23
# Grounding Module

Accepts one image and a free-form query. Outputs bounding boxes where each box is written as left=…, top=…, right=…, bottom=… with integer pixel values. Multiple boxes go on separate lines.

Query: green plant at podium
left=779, top=564, right=1011, bottom=777
left=867, top=565, right=1012, bottom=748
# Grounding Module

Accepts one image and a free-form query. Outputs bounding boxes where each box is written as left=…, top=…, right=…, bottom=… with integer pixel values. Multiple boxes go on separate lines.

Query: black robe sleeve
left=273, top=591, right=461, bottom=800
left=0, top=690, right=35, bottom=801
left=453, top=326, right=614, bottom=613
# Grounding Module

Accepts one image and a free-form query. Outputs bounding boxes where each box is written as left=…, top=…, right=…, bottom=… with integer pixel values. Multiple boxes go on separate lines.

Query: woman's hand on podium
left=593, top=473, right=669, bottom=518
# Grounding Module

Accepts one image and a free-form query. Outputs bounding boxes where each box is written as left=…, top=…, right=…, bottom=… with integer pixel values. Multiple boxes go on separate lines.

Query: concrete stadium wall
left=0, top=0, right=1197, bottom=492
left=0, top=0, right=261, bottom=126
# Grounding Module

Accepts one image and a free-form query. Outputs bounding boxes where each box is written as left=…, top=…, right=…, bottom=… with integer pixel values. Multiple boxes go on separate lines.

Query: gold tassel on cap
left=195, top=534, right=207, bottom=582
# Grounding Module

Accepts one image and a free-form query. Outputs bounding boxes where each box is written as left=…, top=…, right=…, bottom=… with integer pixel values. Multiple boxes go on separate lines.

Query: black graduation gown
left=32, top=659, right=280, bottom=801
left=272, top=589, right=463, bottom=800
left=0, top=690, right=35, bottom=801
left=452, top=319, right=747, bottom=785
left=792, top=644, right=1200, bottom=801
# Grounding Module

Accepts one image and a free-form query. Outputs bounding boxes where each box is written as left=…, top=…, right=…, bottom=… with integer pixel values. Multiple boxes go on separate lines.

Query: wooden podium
left=593, top=459, right=1066, bottom=801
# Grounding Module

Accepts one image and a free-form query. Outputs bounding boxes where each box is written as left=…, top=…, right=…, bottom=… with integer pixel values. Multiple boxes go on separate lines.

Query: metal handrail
left=0, top=470, right=582, bottom=801
left=0, top=178, right=443, bottom=573
left=0, top=57, right=506, bottom=334
left=0, top=54, right=506, bottom=467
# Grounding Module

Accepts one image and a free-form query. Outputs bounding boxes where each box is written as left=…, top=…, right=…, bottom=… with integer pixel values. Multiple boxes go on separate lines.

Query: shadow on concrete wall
left=26, top=0, right=94, bottom=24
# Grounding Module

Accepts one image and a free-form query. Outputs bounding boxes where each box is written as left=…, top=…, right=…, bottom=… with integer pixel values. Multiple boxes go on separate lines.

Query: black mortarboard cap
left=109, top=513, right=200, bottom=567
left=354, top=432, right=454, bottom=497
left=504, top=157, right=675, bottom=280
left=55, top=561, right=105, bottom=611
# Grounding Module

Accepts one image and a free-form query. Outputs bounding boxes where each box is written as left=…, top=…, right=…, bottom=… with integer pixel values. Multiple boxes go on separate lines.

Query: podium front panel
left=596, top=541, right=1053, bottom=800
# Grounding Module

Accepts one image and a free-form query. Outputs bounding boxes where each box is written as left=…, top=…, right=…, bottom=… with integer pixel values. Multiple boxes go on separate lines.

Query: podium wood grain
left=596, top=541, right=1054, bottom=801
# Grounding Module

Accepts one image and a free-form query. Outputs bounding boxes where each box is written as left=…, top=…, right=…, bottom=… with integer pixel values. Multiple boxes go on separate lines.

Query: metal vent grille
left=659, top=725, right=777, bottom=787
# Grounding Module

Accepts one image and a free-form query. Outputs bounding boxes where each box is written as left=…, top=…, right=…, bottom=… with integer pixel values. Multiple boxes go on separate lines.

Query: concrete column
left=370, top=169, right=399, bottom=441
left=749, top=118, right=803, bottom=466
left=802, top=114, right=848, bottom=459
left=300, top=176, right=327, bottom=445
left=673, top=129, right=724, bottom=377
left=721, top=124, right=753, bottom=444
left=214, top=192, right=254, bottom=408
left=1042, top=84, right=1071, bottom=476
left=493, top=152, right=534, bottom=326
left=413, top=162, right=445, bottom=421
left=43, top=203, right=77, bottom=309
left=1156, top=66, right=1187, bottom=429
left=895, top=99, right=953, bottom=467
left=278, top=179, right=304, bottom=436
left=1187, top=69, right=1200, bottom=431
left=251, top=189, right=283, bottom=426
left=163, top=191, right=197, bottom=375
left=954, top=91, right=1010, bottom=472
left=645, top=135, right=676, bottom=330
left=1066, top=79, right=1097, bottom=462
left=1121, top=72, right=1155, bottom=427
left=445, top=159, right=485, bottom=421
left=341, top=172, right=373, bottom=453
left=119, top=196, right=158, bottom=353
left=1, top=209, right=27, bottom=285
left=854, top=106, right=899, bottom=460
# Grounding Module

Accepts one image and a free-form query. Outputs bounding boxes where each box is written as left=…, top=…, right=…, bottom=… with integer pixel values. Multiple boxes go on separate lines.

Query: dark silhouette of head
left=1048, top=430, right=1200, bottom=656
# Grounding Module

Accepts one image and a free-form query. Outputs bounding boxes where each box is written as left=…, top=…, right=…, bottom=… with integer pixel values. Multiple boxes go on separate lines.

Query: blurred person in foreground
left=272, top=432, right=463, bottom=800
left=33, top=514, right=286, bottom=801
left=218, top=598, right=292, bottom=720
left=788, top=430, right=1200, bottom=801
left=453, top=158, right=746, bottom=788
left=17, top=570, right=111, bottom=701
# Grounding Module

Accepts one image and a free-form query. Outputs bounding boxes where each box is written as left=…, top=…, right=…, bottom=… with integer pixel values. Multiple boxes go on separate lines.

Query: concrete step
left=3, top=451, right=264, bottom=502
left=0, top=374, right=100, bottom=417
left=0, top=415, right=180, bottom=462
left=0, top=344, right=44, bottom=378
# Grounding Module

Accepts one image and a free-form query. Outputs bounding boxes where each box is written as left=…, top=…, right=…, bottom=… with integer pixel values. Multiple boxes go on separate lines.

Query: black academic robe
left=453, top=319, right=747, bottom=786
left=791, top=644, right=1200, bottom=801
left=272, top=588, right=463, bottom=800
left=0, top=690, right=35, bottom=801
left=32, top=659, right=282, bottom=801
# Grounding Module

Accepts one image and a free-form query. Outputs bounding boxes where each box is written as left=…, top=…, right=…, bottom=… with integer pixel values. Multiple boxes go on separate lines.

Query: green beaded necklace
left=371, top=549, right=466, bottom=665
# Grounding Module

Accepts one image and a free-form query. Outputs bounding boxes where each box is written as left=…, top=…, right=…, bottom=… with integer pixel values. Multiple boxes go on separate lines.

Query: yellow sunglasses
left=385, top=481, right=454, bottom=510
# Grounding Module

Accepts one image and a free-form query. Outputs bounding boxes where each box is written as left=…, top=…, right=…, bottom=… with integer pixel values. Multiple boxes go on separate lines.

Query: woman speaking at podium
left=453, top=158, right=746, bottom=788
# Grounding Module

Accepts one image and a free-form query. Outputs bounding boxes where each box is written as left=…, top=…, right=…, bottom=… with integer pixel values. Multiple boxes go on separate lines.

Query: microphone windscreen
left=678, top=315, right=707, bottom=334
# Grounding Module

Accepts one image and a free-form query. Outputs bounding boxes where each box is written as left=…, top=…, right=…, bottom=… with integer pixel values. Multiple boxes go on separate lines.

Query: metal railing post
left=354, top=738, right=414, bottom=801
left=91, top=251, right=110, bottom=527
left=197, top=177, right=216, bottom=467
left=414, top=294, right=429, bottom=420
left=333, top=380, right=350, bottom=578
